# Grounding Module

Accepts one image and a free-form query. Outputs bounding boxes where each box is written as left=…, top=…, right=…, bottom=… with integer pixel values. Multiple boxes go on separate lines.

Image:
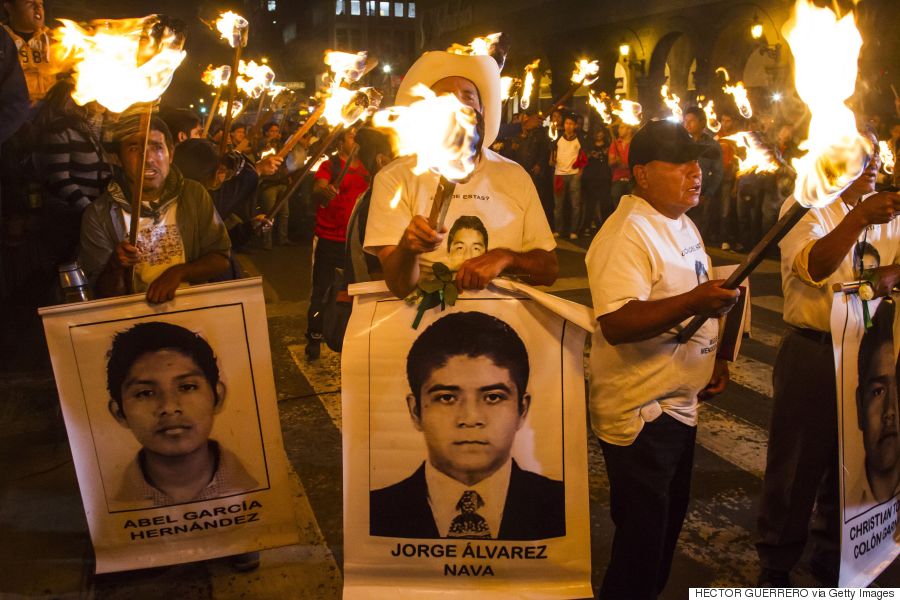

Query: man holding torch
left=364, top=51, right=558, bottom=298
left=79, top=116, right=231, bottom=303
left=586, top=119, right=739, bottom=599
left=756, top=130, right=900, bottom=587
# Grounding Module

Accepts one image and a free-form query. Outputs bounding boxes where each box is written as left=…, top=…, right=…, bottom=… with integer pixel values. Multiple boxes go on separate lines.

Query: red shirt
left=609, top=139, right=630, bottom=181
left=313, top=156, right=370, bottom=242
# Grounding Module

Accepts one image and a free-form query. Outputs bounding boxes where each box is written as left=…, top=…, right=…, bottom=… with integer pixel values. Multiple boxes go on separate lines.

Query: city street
left=2, top=238, right=899, bottom=598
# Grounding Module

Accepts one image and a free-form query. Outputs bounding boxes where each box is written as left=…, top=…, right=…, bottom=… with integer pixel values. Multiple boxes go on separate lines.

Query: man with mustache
left=586, top=119, right=739, bottom=599
left=106, top=321, right=257, bottom=509
left=757, top=129, right=900, bottom=586
left=79, top=116, right=231, bottom=303
left=370, top=311, right=565, bottom=540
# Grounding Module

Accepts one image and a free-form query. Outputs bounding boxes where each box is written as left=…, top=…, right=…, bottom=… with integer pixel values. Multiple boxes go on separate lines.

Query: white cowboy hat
left=396, top=51, right=501, bottom=147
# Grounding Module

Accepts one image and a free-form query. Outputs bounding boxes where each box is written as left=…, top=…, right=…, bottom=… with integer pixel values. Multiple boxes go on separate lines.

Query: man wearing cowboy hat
left=364, top=51, right=558, bottom=298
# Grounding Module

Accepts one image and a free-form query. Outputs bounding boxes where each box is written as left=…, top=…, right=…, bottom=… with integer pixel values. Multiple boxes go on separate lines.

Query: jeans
left=609, top=179, right=631, bottom=215
left=599, top=414, right=697, bottom=599
left=756, top=331, right=839, bottom=583
left=306, top=237, right=344, bottom=339
left=553, top=173, right=581, bottom=235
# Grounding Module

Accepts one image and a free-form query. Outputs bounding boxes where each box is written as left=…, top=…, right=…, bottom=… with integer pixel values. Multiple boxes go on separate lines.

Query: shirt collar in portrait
left=425, top=458, right=512, bottom=538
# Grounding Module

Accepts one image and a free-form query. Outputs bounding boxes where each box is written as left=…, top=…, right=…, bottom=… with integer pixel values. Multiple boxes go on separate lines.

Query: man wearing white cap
left=364, top=51, right=558, bottom=298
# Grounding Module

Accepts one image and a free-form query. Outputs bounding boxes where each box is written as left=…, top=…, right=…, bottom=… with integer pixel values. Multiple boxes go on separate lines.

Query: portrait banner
left=831, top=292, right=900, bottom=587
left=342, top=282, right=593, bottom=599
left=39, top=278, right=299, bottom=573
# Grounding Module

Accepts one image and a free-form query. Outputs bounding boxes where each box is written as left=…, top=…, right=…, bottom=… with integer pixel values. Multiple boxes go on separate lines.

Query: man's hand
left=113, top=241, right=141, bottom=268
left=256, top=155, right=284, bottom=176
left=145, top=264, right=185, bottom=304
left=251, top=214, right=273, bottom=236
left=699, top=358, right=729, bottom=401
left=455, top=249, right=513, bottom=291
left=398, top=215, right=445, bottom=255
left=853, top=191, right=900, bottom=226
left=869, top=264, right=900, bottom=298
left=319, top=184, right=338, bottom=202
left=687, top=279, right=741, bottom=318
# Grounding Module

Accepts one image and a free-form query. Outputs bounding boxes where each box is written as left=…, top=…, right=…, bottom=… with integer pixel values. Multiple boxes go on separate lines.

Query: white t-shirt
left=780, top=193, right=900, bottom=332
left=364, top=148, right=556, bottom=276
left=122, top=202, right=187, bottom=292
left=586, top=194, right=719, bottom=446
left=554, top=136, right=581, bottom=175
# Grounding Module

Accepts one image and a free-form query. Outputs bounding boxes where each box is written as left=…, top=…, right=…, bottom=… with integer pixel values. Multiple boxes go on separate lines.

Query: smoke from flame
left=783, top=0, right=871, bottom=209
left=53, top=15, right=186, bottom=113
left=372, top=84, right=479, bottom=181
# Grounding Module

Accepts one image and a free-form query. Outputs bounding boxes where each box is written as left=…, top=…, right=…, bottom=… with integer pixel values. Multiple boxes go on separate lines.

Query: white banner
left=831, top=293, right=900, bottom=587
left=342, top=283, right=593, bottom=599
left=39, top=279, right=299, bottom=573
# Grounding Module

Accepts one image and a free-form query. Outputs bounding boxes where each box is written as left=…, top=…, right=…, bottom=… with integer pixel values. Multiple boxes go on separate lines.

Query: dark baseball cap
left=629, top=119, right=714, bottom=168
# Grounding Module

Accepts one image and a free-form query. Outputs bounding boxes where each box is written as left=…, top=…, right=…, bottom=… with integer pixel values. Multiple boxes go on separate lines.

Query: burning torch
left=212, top=11, right=249, bottom=153
left=201, top=64, right=230, bottom=137
left=678, top=0, right=873, bottom=343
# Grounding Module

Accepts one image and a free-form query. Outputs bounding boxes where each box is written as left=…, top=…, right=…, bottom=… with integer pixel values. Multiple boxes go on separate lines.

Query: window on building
left=394, top=2, right=403, bottom=17
left=267, top=0, right=276, bottom=11
left=379, top=1, right=390, bottom=16
left=366, top=1, right=376, bottom=15
left=351, top=0, right=360, bottom=15
left=408, top=2, right=415, bottom=17
left=336, top=0, right=345, bottom=15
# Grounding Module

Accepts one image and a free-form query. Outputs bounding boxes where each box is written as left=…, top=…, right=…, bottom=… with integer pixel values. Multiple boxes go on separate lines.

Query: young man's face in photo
left=447, top=228, right=486, bottom=270
left=408, top=355, right=529, bottom=486
left=858, top=338, right=900, bottom=476
left=112, top=349, right=223, bottom=458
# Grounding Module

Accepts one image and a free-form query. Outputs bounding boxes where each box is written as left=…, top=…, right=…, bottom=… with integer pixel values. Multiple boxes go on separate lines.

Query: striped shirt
left=38, top=115, right=111, bottom=209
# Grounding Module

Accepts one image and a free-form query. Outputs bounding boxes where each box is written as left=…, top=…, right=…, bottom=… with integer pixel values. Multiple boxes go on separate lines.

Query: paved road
left=2, top=238, right=899, bottom=598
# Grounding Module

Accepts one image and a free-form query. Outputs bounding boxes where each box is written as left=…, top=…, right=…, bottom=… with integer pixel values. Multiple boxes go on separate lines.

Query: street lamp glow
left=189, top=103, right=194, bottom=108
left=199, top=97, right=205, bottom=103
left=619, top=43, right=630, bottom=57
left=261, top=57, right=269, bottom=64
left=751, top=22, right=764, bottom=40
left=771, top=92, right=783, bottom=102
left=383, top=64, right=392, bottom=74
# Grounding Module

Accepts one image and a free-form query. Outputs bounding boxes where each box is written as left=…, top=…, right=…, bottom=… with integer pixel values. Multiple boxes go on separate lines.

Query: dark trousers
left=756, top=330, right=839, bottom=582
left=599, top=414, right=697, bottom=600
left=306, top=237, right=344, bottom=340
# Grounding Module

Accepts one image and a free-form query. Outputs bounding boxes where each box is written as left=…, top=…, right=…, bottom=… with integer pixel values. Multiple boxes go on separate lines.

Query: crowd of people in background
left=493, top=100, right=900, bottom=253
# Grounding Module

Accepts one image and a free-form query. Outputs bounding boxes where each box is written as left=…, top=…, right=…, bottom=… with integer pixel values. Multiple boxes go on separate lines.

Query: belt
left=788, top=326, right=832, bottom=345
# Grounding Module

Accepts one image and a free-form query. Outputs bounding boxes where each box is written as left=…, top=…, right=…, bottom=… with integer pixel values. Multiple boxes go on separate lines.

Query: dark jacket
left=0, top=27, right=29, bottom=147
left=370, top=459, right=566, bottom=540
left=696, top=131, right=724, bottom=199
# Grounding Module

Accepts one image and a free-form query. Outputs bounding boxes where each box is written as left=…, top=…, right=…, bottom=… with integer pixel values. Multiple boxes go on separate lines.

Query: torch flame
left=571, top=59, right=600, bottom=86
left=237, top=59, right=275, bottom=99
left=447, top=32, right=502, bottom=56
left=520, top=59, right=540, bottom=110
left=260, top=147, right=276, bottom=159
left=613, top=100, right=642, bottom=126
left=878, top=141, right=895, bottom=175
left=218, top=99, right=244, bottom=119
left=372, top=83, right=479, bottom=181
left=783, top=0, right=871, bottom=209
left=53, top=16, right=186, bottom=113
left=323, top=50, right=368, bottom=86
left=201, top=64, right=231, bottom=88
left=588, top=91, right=612, bottom=125
left=723, top=81, right=753, bottom=119
left=724, top=131, right=779, bottom=175
left=500, top=76, right=519, bottom=101
left=703, top=100, right=721, bottom=133
left=660, top=84, right=682, bottom=122
left=215, top=11, right=248, bottom=49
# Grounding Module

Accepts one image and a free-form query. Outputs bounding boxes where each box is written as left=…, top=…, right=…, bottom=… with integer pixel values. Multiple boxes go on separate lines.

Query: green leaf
left=420, top=291, right=441, bottom=310
left=418, top=278, right=443, bottom=293
left=443, top=283, right=458, bottom=306
left=432, top=262, right=452, bottom=282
